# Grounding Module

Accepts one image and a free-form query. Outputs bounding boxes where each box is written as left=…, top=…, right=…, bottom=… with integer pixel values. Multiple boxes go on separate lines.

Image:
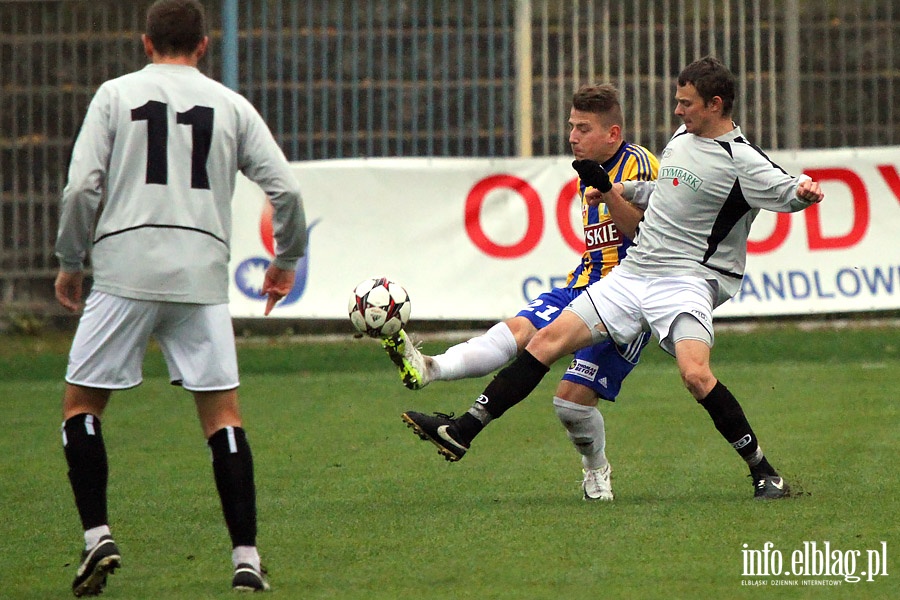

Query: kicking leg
left=402, top=310, right=601, bottom=461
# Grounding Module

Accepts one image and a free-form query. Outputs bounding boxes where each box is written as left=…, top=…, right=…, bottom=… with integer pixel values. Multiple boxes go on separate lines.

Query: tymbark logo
left=658, top=166, right=702, bottom=190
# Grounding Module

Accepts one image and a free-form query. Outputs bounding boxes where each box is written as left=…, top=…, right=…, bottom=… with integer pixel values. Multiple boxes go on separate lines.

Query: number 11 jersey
left=56, top=63, right=307, bottom=304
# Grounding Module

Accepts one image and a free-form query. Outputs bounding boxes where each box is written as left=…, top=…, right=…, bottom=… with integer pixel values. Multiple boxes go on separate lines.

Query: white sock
left=430, top=322, right=518, bottom=381
left=232, top=545, right=261, bottom=570
left=553, top=396, right=608, bottom=470
left=84, top=525, right=111, bottom=551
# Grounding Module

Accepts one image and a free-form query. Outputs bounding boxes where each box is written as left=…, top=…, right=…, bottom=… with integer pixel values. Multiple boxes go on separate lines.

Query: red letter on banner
left=465, top=174, right=543, bottom=258
left=877, top=164, right=900, bottom=205
left=556, top=178, right=584, bottom=253
left=747, top=212, right=791, bottom=254
left=803, top=168, right=869, bottom=250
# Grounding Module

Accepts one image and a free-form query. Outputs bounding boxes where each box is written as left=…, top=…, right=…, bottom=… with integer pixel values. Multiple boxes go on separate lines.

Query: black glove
left=572, top=159, right=612, bottom=192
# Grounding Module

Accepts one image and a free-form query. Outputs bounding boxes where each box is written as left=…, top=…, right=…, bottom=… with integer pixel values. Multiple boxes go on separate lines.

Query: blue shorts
left=516, top=286, right=650, bottom=401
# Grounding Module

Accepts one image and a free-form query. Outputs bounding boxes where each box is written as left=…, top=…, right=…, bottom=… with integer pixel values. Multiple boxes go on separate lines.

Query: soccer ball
left=348, top=277, right=411, bottom=338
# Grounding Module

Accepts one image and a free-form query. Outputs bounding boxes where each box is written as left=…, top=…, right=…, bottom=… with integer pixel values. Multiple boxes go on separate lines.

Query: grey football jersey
left=620, top=125, right=814, bottom=305
left=56, top=63, right=307, bottom=304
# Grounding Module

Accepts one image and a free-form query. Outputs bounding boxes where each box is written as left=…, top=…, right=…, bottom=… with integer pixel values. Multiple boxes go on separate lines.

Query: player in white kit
left=402, top=56, right=824, bottom=500
left=54, top=1, right=306, bottom=594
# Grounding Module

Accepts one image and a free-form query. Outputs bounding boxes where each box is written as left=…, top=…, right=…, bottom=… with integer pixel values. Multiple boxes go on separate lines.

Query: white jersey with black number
left=620, top=125, right=813, bottom=305
left=56, top=63, right=307, bottom=304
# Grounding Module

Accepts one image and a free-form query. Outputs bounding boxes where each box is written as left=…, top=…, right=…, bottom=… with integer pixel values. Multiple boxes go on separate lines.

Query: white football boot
left=582, top=464, right=614, bottom=501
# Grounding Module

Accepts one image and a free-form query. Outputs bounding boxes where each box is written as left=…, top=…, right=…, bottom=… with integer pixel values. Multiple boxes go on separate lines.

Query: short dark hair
left=146, top=0, right=206, bottom=57
left=677, top=56, right=736, bottom=116
left=572, top=83, right=624, bottom=127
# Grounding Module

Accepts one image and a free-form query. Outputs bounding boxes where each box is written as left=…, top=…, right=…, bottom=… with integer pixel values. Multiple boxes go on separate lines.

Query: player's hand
left=796, top=179, right=824, bottom=204
left=572, top=159, right=612, bottom=192
left=261, top=264, right=296, bottom=316
left=585, top=182, right=624, bottom=207
left=55, top=270, right=85, bottom=313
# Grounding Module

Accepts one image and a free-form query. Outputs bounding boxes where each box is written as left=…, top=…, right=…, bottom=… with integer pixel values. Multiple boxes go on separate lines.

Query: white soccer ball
left=348, top=277, right=412, bottom=338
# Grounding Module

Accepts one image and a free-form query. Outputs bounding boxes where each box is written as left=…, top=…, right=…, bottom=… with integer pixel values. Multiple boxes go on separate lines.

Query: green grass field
left=1, top=324, right=897, bottom=599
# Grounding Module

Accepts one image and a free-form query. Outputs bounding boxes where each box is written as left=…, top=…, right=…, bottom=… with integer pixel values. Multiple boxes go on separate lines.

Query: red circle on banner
left=464, top=174, right=544, bottom=258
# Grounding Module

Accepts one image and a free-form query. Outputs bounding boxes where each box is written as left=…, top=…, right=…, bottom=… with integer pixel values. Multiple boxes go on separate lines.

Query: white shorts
left=66, top=290, right=239, bottom=391
left=566, top=270, right=716, bottom=356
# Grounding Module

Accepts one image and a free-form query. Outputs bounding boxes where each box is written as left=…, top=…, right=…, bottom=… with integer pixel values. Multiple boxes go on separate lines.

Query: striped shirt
left=565, top=141, right=659, bottom=288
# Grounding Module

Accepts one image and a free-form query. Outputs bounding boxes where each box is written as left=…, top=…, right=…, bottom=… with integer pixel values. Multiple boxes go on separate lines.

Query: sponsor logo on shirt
left=584, top=221, right=621, bottom=252
left=659, top=166, right=702, bottom=191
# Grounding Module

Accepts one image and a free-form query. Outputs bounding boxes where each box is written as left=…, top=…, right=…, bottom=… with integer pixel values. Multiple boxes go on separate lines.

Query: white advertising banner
left=228, top=148, right=900, bottom=320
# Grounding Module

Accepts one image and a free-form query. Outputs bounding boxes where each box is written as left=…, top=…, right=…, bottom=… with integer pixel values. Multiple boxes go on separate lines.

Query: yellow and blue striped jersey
left=565, top=141, right=659, bottom=288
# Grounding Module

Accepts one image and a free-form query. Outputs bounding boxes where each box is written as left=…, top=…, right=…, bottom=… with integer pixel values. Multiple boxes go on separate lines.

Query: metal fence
left=1, top=0, right=898, bottom=311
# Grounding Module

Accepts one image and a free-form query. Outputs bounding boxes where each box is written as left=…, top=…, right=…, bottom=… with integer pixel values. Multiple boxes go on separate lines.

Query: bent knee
left=680, top=368, right=716, bottom=399
left=505, top=316, right=538, bottom=352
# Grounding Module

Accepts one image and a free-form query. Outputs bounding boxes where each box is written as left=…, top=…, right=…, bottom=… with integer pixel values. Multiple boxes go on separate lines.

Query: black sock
left=208, top=426, right=257, bottom=548
left=698, top=381, right=776, bottom=474
left=63, top=413, right=109, bottom=530
left=454, top=350, right=550, bottom=445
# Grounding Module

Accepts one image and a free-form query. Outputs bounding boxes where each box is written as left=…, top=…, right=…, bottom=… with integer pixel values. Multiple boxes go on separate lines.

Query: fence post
left=515, top=0, right=533, bottom=157
left=784, top=0, right=801, bottom=148
left=222, top=0, right=239, bottom=91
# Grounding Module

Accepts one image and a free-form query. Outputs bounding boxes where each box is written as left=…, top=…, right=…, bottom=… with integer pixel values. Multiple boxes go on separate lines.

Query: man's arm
left=585, top=182, right=645, bottom=239
left=54, top=87, right=111, bottom=312
left=736, top=146, right=824, bottom=213
left=239, top=104, right=309, bottom=314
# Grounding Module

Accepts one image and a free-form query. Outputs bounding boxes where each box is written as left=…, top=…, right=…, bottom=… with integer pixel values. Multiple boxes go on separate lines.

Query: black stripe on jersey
left=671, top=128, right=690, bottom=142
left=701, top=173, right=749, bottom=279
left=716, top=139, right=734, bottom=158
left=704, top=262, right=743, bottom=279
left=93, top=224, right=227, bottom=246
left=733, top=136, right=789, bottom=176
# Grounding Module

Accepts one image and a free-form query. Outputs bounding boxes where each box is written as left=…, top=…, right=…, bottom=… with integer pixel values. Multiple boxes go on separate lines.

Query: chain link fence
left=1, top=0, right=898, bottom=313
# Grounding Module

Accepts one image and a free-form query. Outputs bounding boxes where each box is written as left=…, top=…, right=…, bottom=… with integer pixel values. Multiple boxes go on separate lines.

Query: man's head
left=674, top=56, right=736, bottom=137
left=568, top=83, right=624, bottom=163
left=144, top=0, right=207, bottom=59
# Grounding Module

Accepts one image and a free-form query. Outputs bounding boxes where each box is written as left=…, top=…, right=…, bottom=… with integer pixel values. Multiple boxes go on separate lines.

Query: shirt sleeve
left=735, top=145, right=809, bottom=213
left=621, top=180, right=656, bottom=210
left=237, top=102, right=308, bottom=270
left=55, top=85, right=112, bottom=272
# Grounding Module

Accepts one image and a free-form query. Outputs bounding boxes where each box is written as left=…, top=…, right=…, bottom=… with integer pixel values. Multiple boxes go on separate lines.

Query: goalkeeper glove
left=572, top=159, right=612, bottom=192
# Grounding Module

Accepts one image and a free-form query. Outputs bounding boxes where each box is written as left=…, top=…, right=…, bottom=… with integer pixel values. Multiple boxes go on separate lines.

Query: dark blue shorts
left=516, top=286, right=650, bottom=401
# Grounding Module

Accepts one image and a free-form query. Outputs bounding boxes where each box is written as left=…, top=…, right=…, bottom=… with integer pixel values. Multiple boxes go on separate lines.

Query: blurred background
left=1, top=0, right=898, bottom=324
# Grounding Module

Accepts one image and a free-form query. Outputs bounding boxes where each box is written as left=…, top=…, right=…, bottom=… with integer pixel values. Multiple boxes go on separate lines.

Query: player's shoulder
left=618, top=141, right=660, bottom=180
left=95, top=68, right=145, bottom=95
left=622, top=141, right=658, bottom=161
left=658, top=125, right=692, bottom=156
left=724, top=131, right=775, bottom=166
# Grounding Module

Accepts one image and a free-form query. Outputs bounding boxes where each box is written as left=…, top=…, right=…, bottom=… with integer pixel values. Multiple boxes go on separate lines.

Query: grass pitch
left=1, top=323, right=897, bottom=599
